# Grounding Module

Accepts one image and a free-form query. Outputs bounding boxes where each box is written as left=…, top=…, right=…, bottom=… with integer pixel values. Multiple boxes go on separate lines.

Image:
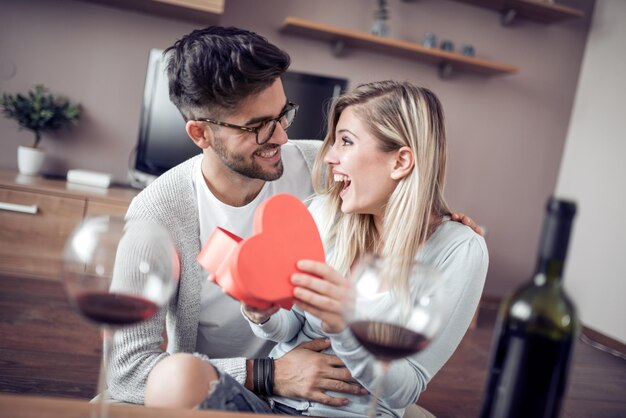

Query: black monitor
left=129, top=48, right=348, bottom=188
left=130, top=49, right=199, bottom=187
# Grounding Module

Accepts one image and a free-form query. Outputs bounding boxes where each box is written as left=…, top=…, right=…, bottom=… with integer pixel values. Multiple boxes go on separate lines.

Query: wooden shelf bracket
left=501, top=8, right=518, bottom=26
left=438, top=62, right=454, bottom=79
left=331, top=39, right=346, bottom=57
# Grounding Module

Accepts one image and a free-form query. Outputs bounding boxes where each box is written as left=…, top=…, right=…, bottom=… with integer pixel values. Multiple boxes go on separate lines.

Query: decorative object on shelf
left=440, top=40, right=455, bottom=52
left=16, top=146, right=45, bottom=177
left=1, top=85, right=80, bottom=176
left=461, top=44, right=476, bottom=57
left=370, top=0, right=390, bottom=37
left=422, top=32, right=437, bottom=48
left=66, top=169, right=113, bottom=189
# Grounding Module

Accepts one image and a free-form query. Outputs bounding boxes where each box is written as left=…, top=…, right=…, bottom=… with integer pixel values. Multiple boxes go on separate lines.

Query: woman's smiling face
left=324, top=106, right=399, bottom=218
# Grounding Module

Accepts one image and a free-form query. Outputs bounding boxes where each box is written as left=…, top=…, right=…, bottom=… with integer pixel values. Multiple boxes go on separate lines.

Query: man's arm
left=243, top=305, right=366, bottom=405
left=244, top=339, right=366, bottom=407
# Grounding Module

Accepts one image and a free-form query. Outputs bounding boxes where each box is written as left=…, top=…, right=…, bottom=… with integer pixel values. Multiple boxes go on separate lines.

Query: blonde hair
left=312, top=81, right=451, bottom=291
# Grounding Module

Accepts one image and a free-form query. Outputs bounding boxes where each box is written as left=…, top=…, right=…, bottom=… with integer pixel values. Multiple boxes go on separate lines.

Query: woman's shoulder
left=424, top=219, right=488, bottom=264
left=436, top=218, right=485, bottom=242
left=421, top=220, right=489, bottom=297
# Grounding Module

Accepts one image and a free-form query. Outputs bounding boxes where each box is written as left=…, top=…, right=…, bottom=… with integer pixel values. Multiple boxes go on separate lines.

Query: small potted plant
left=1, top=84, right=81, bottom=175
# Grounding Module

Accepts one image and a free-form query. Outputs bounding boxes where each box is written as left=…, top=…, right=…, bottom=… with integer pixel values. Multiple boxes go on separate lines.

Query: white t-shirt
left=193, top=143, right=314, bottom=358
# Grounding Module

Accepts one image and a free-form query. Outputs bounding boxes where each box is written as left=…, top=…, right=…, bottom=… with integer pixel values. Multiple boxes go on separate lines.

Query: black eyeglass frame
left=193, top=101, right=299, bottom=145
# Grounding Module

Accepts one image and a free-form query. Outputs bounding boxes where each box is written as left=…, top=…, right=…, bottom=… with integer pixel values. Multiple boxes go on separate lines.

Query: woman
left=145, top=81, right=488, bottom=417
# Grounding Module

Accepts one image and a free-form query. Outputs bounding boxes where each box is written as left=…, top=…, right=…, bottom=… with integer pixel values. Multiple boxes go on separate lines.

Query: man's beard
left=212, top=136, right=284, bottom=181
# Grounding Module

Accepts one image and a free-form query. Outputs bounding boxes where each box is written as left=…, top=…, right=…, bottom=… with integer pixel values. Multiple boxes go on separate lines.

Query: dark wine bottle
left=480, top=197, right=579, bottom=418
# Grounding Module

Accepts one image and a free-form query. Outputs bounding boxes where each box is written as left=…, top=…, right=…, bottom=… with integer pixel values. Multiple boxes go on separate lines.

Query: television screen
left=130, top=48, right=348, bottom=187
left=131, top=49, right=199, bottom=186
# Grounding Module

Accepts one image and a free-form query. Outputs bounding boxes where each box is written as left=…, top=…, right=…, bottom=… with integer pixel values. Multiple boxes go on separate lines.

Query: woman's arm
left=245, top=305, right=306, bottom=343
left=327, top=327, right=429, bottom=408
left=293, top=232, right=488, bottom=408
left=352, top=234, right=487, bottom=407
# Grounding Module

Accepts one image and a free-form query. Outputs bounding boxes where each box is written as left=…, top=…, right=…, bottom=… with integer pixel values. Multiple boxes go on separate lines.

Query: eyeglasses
left=194, top=102, right=299, bottom=145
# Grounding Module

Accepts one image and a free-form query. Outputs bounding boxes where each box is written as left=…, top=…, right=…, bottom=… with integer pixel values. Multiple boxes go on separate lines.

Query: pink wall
left=0, top=0, right=595, bottom=296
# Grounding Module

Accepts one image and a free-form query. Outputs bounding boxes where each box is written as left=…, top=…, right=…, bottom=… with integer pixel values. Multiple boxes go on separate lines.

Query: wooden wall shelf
left=152, top=0, right=224, bottom=15
left=280, top=17, right=518, bottom=78
left=78, top=0, right=224, bottom=23
left=449, top=0, right=585, bottom=25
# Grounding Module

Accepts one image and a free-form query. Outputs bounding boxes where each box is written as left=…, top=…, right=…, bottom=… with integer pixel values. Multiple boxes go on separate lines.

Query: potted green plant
left=1, top=84, right=80, bottom=175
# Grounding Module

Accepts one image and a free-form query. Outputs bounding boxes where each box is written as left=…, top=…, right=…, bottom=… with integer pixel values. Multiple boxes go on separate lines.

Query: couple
left=109, top=26, right=488, bottom=417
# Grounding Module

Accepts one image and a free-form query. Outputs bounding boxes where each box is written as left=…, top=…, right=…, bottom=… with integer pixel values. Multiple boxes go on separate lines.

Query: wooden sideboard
left=0, top=170, right=139, bottom=280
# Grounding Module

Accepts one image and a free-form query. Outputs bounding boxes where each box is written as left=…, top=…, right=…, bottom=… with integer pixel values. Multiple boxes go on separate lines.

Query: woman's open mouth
left=334, top=174, right=351, bottom=198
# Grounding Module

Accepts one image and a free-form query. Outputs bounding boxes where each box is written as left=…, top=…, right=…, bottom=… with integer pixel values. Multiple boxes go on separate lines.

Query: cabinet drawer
left=0, top=188, right=86, bottom=280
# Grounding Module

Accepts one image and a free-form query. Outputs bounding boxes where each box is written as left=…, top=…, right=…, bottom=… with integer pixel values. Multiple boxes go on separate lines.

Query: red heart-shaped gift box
left=197, top=194, right=325, bottom=309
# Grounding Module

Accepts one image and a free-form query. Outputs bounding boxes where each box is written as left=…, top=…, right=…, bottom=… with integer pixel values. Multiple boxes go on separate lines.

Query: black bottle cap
left=538, top=197, right=577, bottom=264
left=546, top=197, right=577, bottom=219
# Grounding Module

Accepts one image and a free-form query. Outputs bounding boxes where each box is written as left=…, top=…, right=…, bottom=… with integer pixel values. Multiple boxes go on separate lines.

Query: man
left=109, top=26, right=364, bottom=406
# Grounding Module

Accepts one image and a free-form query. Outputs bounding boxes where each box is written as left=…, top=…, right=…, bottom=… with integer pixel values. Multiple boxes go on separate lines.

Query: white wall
left=556, top=0, right=626, bottom=344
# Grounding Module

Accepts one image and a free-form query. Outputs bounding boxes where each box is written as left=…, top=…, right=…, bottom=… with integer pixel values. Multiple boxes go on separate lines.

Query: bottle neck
left=533, top=198, right=576, bottom=286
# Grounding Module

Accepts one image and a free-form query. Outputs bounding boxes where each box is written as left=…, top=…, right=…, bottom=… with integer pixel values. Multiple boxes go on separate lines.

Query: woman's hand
left=291, top=260, right=349, bottom=334
left=241, top=303, right=279, bottom=325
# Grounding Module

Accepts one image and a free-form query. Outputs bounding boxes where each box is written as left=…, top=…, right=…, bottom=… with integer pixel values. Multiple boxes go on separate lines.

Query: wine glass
left=343, top=254, right=447, bottom=418
left=61, top=216, right=178, bottom=418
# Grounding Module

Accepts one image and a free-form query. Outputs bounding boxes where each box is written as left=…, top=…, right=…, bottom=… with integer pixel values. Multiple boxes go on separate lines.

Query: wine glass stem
left=367, top=361, right=390, bottom=418
left=93, top=327, right=115, bottom=418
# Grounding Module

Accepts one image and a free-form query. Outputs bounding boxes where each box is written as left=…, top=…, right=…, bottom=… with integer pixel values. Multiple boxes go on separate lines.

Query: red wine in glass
left=344, top=255, right=445, bottom=418
left=74, top=291, right=159, bottom=327
left=350, top=320, right=430, bottom=362
left=61, top=215, right=178, bottom=418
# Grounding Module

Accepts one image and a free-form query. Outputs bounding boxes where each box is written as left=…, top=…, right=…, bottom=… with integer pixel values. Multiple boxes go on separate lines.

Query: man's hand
left=450, top=212, right=485, bottom=236
left=273, top=338, right=367, bottom=406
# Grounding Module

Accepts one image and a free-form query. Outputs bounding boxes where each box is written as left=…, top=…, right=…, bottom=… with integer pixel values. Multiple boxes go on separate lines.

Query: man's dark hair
left=164, top=26, right=290, bottom=120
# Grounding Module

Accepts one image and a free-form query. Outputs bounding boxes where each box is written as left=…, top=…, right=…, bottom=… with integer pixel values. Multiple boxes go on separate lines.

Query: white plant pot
left=17, top=145, right=46, bottom=176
